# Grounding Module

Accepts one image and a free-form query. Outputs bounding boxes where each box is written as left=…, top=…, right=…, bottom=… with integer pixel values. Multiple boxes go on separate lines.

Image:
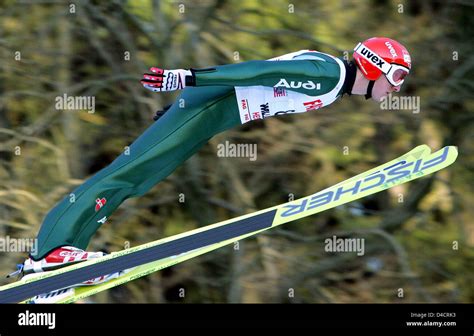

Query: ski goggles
left=384, top=64, right=409, bottom=87
left=354, top=42, right=410, bottom=87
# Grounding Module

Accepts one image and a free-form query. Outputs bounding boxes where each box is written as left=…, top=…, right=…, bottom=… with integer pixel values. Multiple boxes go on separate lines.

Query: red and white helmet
left=353, top=37, right=411, bottom=87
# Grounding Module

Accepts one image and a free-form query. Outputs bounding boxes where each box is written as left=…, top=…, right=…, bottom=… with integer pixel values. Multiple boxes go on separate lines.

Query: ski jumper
left=31, top=50, right=354, bottom=260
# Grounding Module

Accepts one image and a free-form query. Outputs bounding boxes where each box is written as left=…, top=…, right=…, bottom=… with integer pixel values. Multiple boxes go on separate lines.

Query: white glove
left=141, top=67, right=192, bottom=92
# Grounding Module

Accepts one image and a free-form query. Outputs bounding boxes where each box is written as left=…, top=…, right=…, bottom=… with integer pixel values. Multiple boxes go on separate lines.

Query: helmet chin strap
left=365, top=80, right=375, bottom=99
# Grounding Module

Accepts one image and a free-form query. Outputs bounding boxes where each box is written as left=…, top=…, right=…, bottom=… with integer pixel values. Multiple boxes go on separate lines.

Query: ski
left=26, top=144, right=434, bottom=303
left=0, top=145, right=457, bottom=303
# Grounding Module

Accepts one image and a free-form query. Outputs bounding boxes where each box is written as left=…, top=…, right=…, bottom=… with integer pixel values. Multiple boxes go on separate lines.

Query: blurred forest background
left=0, top=0, right=473, bottom=303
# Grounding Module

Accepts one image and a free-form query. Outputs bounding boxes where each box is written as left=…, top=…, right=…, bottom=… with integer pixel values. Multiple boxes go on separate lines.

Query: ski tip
left=451, top=146, right=459, bottom=160
left=445, top=145, right=459, bottom=159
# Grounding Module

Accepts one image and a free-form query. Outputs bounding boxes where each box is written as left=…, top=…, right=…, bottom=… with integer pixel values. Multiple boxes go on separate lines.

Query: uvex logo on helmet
left=385, top=41, right=398, bottom=58
left=358, top=47, right=387, bottom=70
